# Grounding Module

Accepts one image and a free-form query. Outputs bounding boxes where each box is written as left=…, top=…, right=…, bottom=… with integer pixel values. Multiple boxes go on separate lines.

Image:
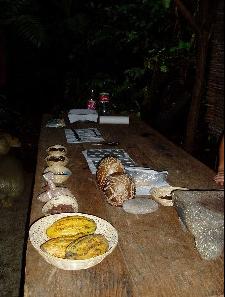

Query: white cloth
left=68, top=109, right=98, bottom=123
left=99, top=116, right=129, bottom=125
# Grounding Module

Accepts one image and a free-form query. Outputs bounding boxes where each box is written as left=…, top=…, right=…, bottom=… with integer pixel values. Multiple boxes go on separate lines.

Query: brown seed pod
left=96, top=156, right=125, bottom=190
left=103, top=172, right=136, bottom=207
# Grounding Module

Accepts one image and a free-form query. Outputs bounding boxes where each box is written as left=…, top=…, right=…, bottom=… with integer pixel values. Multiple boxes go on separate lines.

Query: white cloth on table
left=68, top=109, right=98, bottom=123
left=99, top=116, right=129, bottom=125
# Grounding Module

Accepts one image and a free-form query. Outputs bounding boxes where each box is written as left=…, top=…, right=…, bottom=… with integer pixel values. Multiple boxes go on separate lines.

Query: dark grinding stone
left=172, top=190, right=224, bottom=260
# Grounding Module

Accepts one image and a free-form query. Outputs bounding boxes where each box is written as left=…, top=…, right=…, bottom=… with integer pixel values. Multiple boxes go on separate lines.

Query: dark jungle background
left=0, top=0, right=224, bottom=169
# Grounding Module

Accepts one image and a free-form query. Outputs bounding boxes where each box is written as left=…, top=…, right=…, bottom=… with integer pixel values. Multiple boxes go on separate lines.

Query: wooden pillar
left=185, top=30, right=211, bottom=152
left=175, top=0, right=212, bottom=153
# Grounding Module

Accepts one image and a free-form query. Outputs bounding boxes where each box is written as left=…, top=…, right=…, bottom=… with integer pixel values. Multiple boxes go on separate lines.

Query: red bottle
left=98, top=92, right=110, bottom=115
left=87, top=89, right=97, bottom=110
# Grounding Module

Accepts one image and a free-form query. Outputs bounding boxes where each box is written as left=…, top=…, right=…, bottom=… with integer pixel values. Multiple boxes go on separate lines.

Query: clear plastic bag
left=37, top=172, right=74, bottom=202
left=125, top=167, right=169, bottom=196
left=46, top=119, right=65, bottom=128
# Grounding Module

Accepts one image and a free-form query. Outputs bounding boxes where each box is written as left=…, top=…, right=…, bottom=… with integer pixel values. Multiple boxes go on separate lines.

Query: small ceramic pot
left=45, top=155, right=69, bottom=167
left=44, top=165, right=72, bottom=184
left=42, top=195, right=79, bottom=216
left=46, top=145, right=67, bottom=157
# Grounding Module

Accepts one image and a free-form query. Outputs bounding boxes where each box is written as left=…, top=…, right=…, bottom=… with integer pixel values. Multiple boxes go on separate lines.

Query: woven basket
left=29, top=213, right=118, bottom=270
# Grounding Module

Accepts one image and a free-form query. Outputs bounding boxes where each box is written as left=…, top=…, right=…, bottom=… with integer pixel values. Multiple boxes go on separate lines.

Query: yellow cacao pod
left=41, top=235, right=85, bottom=258
left=46, top=216, right=97, bottom=238
left=65, top=234, right=109, bottom=260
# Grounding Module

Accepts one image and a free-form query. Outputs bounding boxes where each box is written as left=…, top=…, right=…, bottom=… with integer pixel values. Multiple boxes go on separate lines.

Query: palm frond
left=0, top=0, right=34, bottom=26
left=13, top=0, right=32, bottom=9
left=14, top=15, right=46, bottom=48
left=0, top=0, right=32, bottom=16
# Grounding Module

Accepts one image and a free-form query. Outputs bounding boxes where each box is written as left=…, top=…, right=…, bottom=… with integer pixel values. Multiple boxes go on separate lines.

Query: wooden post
left=174, top=0, right=200, bottom=35
left=185, top=30, right=211, bottom=152
left=175, top=0, right=212, bottom=153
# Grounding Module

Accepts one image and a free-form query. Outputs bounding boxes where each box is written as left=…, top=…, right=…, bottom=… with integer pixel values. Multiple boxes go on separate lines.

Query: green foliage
left=162, top=0, right=171, bottom=9
left=0, top=0, right=194, bottom=113
left=76, top=0, right=193, bottom=111
left=14, top=15, right=46, bottom=48
left=170, top=41, right=191, bottom=52
left=0, top=0, right=46, bottom=47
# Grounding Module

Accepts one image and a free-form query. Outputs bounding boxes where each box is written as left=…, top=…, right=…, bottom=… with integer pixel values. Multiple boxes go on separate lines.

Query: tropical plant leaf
left=14, top=15, right=46, bottom=48
left=62, top=0, right=73, bottom=17
left=162, top=0, right=171, bottom=9
left=0, top=0, right=32, bottom=16
left=48, top=0, right=73, bottom=17
left=13, top=0, right=32, bottom=10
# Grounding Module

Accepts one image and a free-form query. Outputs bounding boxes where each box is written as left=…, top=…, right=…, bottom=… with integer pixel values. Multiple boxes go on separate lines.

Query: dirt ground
left=0, top=133, right=38, bottom=297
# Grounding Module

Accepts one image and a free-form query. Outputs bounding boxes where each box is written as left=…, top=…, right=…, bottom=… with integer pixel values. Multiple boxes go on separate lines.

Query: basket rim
left=29, top=213, right=118, bottom=264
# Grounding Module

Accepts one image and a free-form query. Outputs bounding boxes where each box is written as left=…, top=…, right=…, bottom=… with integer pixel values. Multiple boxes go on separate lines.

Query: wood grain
left=23, top=117, right=224, bottom=297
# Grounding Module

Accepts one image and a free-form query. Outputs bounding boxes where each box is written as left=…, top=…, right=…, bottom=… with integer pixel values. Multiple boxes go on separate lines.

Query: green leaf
left=160, top=65, right=168, bottom=73
left=178, top=41, right=191, bottom=49
left=170, top=41, right=191, bottom=52
left=162, top=0, right=171, bottom=9
left=15, top=15, right=46, bottom=48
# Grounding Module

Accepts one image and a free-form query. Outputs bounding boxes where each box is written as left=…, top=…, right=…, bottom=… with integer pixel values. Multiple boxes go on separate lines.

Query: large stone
left=0, top=136, right=10, bottom=155
left=0, top=154, right=25, bottom=201
left=172, top=190, right=224, bottom=260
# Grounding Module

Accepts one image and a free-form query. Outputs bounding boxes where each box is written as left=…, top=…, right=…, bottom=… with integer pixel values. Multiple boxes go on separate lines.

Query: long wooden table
left=24, top=117, right=224, bottom=297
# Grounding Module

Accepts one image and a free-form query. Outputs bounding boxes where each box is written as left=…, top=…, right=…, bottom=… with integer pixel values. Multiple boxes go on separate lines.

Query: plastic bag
left=37, top=172, right=74, bottom=202
left=125, top=167, right=169, bottom=196
left=46, top=119, right=65, bottom=128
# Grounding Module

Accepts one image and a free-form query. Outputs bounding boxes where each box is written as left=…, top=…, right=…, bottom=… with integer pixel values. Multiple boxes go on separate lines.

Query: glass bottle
left=86, top=89, right=97, bottom=110
left=98, top=92, right=111, bottom=116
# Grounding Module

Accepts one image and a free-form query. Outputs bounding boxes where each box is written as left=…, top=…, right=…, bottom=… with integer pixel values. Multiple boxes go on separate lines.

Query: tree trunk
left=177, top=0, right=212, bottom=153
left=184, top=30, right=210, bottom=152
left=175, top=0, right=200, bottom=34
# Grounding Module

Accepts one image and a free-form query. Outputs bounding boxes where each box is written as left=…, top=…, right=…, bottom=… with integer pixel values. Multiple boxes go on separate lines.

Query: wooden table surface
left=24, top=117, right=224, bottom=297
